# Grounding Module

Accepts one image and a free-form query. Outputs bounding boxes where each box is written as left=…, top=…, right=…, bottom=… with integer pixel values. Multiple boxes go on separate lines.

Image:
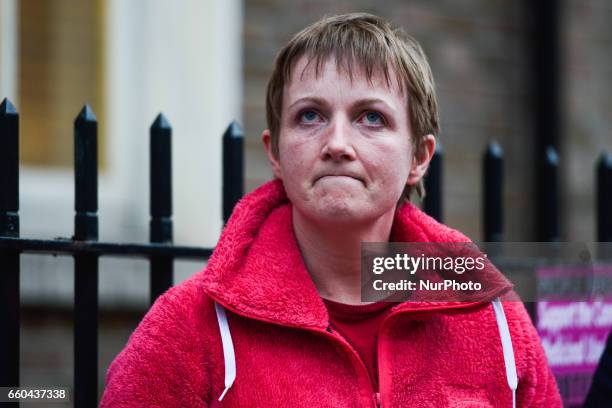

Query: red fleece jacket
left=101, top=180, right=562, bottom=407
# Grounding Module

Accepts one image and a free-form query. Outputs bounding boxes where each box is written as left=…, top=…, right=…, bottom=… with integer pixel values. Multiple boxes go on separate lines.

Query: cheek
left=368, top=142, right=413, bottom=186
left=280, top=136, right=317, bottom=166
left=278, top=141, right=312, bottom=184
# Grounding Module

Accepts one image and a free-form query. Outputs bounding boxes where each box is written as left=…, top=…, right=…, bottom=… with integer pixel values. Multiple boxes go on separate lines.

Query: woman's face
left=264, top=56, right=420, bottom=226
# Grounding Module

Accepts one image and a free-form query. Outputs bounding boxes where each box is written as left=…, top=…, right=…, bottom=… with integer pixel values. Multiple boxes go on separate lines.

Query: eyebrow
left=288, top=96, right=398, bottom=113
left=287, top=97, right=328, bottom=110
left=352, top=98, right=398, bottom=114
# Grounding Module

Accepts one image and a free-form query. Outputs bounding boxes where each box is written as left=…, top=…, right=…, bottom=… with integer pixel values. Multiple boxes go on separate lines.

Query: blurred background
left=0, top=0, right=610, bottom=406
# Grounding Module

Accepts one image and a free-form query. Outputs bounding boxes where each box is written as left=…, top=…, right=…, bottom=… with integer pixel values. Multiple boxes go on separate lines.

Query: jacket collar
left=200, top=179, right=512, bottom=329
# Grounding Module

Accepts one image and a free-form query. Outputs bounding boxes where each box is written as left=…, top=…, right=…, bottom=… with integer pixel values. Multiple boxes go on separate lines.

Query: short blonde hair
left=265, top=12, right=439, bottom=199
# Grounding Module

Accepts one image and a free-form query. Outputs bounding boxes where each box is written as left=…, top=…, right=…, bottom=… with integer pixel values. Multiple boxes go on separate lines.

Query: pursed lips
left=314, top=173, right=365, bottom=185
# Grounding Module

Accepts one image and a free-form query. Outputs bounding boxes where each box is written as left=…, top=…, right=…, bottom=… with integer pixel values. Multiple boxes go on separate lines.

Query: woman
left=101, top=13, right=561, bottom=407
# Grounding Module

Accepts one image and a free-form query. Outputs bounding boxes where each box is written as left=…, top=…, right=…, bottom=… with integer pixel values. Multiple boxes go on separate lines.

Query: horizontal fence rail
left=0, top=237, right=213, bottom=258
left=0, top=95, right=611, bottom=407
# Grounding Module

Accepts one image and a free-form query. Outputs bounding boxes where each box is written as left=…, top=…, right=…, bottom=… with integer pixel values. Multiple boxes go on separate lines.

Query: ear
left=407, top=134, right=436, bottom=186
left=262, top=129, right=283, bottom=179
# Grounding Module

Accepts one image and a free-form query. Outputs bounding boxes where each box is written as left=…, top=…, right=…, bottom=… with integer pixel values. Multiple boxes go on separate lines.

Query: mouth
left=315, top=174, right=365, bottom=185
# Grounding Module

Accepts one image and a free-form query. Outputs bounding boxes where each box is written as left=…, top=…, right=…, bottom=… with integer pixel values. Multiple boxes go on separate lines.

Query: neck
left=292, top=207, right=396, bottom=305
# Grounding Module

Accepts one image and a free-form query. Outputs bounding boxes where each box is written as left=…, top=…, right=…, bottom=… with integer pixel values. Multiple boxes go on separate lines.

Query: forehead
left=283, top=56, right=407, bottom=108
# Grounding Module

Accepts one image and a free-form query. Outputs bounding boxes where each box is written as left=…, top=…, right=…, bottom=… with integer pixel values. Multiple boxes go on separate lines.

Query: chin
left=309, top=200, right=379, bottom=226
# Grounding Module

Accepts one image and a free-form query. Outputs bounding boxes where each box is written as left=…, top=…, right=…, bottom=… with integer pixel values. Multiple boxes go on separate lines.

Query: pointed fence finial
left=152, top=113, right=171, bottom=130
left=76, top=104, right=97, bottom=123
left=0, top=98, right=18, bottom=115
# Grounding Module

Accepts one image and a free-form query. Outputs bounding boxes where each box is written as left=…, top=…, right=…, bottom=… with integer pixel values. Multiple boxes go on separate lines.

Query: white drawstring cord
left=492, top=298, right=518, bottom=408
left=215, top=302, right=236, bottom=401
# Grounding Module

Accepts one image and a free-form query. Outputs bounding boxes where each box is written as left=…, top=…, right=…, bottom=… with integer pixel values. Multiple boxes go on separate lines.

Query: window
left=18, top=0, right=105, bottom=168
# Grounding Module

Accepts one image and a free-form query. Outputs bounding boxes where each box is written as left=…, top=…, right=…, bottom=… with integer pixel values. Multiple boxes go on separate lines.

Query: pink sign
left=537, top=298, right=612, bottom=405
left=538, top=299, right=612, bottom=374
left=536, top=262, right=612, bottom=405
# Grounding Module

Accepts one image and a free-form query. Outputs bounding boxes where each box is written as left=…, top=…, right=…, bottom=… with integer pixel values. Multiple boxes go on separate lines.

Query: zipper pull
left=373, top=392, right=381, bottom=407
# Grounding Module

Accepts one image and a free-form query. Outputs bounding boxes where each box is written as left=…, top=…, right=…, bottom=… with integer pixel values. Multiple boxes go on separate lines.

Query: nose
left=321, top=115, right=356, bottom=162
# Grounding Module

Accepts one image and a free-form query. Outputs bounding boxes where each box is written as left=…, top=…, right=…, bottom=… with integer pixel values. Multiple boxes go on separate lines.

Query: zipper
left=375, top=308, right=417, bottom=408
left=325, top=323, right=379, bottom=408
left=374, top=392, right=381, bottom=407
left=376, top=311, right=400, bottom=408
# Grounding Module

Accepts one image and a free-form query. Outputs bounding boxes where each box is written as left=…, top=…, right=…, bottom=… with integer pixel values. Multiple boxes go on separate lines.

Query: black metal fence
left=423, top=141, right=612, bottom=243
left=0, top=98, right=242, bottom=407
left=1, top=96, right=611, bottom=407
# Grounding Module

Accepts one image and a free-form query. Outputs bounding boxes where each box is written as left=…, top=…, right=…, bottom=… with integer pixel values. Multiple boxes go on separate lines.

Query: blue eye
left=300, top=110, right=319, bottom=123
left=363, top=111, right=383, bottom=125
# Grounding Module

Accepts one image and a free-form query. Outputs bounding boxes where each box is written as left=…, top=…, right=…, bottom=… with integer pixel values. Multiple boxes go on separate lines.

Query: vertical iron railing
left=0, top=98, right=20, bottom=408
left=150, top=114, right=173, bottom=304
left=223, top=121, right=244, bottom=225
left=483, top=142, right=504, bottom=242
left=73, top=105, right=99, bottom=408
left=538, top=146, right=560, bottom=241
left=597, top=153, right=612, bottom=242
left=424, top=144, right=443, bottom=222
left=535, top=0, right=561, bottom=243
